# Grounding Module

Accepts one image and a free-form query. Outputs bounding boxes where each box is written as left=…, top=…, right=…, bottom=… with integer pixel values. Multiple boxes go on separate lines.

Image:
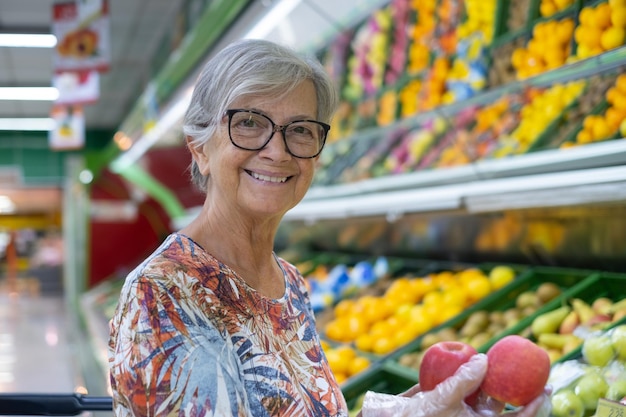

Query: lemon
left=488, top=265, right=516, bottom=290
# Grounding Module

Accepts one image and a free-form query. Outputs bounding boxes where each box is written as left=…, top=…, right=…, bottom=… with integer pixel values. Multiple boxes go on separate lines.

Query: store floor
left=0, top=280, right=112, bottom=416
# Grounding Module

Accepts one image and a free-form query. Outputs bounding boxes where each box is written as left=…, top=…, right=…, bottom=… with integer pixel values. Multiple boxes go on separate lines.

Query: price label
left=596, top=398, right=626, bottom=417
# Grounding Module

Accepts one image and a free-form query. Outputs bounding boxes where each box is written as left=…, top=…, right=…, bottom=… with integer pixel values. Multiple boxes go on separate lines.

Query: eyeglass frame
left=224, top=109, right=331, bottom=159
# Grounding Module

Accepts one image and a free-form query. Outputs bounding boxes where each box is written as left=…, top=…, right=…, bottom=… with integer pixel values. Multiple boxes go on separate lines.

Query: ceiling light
left=0, top=87, right=59, bottom=101
left=0, top=118, right=56, bottom=131
left=0, top=196, right=16, bottom=214
left=0, top=34, right=57, bottom=48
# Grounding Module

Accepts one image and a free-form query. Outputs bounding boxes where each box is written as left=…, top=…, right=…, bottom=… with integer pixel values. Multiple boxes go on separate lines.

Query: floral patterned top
left=108, top=233, right=348, bottom=417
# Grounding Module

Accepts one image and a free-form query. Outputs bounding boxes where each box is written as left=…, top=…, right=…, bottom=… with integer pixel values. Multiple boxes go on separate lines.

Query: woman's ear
left=186, top=136, right=210, bottom=176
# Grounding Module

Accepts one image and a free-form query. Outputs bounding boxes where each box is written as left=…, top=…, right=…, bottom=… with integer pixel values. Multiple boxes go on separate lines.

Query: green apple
left=551, top=389, right=585, bottom=417
left=574, top=370, right=609, bottom=410
left=582, top=335, right=615, bottom=366
left=607, top=380, right=626, bottom=402
left=611, top=324, right=626, bottom=361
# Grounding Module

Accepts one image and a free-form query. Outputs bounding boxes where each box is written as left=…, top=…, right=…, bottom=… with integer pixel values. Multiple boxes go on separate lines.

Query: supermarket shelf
left=285, top=140, right=626, bottom=221
left=306, top=139, right=626, bottom=200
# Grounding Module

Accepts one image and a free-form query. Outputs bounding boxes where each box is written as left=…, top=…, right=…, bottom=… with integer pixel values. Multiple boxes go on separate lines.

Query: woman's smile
left=245, top=169, right=291, bottom=183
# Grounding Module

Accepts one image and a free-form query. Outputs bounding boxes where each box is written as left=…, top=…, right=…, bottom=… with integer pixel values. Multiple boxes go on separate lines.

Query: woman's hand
left=360, top=354, right=551, bottom=417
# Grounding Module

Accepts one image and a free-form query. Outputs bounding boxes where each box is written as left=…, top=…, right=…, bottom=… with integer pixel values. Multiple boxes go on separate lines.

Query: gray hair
left=183, top=38, right=339, bottom=191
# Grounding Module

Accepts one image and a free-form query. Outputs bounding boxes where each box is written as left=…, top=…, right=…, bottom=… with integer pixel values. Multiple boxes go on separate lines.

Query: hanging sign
left=48, top=105, right=85, bottom=150
left=52, top=0, right=110, bottom=73
left=53, top=70, right=100, bottom=105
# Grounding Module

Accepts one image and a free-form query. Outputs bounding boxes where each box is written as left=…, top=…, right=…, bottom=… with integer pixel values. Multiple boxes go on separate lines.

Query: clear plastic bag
left=361, top=354, right=551, bottom=417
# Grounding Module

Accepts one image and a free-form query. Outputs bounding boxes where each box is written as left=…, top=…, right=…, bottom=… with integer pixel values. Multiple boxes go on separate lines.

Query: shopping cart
left=0, top=393, right=112, bottom=415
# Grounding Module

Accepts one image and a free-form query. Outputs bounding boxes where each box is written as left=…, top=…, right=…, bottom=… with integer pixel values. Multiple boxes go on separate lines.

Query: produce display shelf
left=340, top=266, right=626, bottom=406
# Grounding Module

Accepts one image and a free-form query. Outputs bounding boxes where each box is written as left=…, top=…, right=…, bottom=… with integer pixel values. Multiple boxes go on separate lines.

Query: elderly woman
left=108, top=39, right=550, bottom=417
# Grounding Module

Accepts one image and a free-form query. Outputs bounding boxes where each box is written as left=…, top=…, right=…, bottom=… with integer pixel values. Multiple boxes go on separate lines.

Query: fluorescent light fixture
left=0, top=33, right=57, bottom=48
left=243, top=0, right=302, bottom=39
left=0, top=87, right=59, bottom=101
left=0, top=118, right=56, bottom=131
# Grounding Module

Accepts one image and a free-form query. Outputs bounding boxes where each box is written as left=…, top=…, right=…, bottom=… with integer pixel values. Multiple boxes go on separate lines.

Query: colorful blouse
left=108, top=233, right=348, bottom=417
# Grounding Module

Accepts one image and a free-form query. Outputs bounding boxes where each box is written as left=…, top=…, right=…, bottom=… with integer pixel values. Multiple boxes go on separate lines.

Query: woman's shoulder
left=122, top=233, right=219, bottom=292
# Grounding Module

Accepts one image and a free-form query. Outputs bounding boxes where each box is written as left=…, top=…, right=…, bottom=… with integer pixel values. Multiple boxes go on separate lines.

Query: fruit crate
left=545, top=271, right=626, bottom=363
left=383, top=266, right=596, bottom=375
left=341, top=361, right=417, bottom=411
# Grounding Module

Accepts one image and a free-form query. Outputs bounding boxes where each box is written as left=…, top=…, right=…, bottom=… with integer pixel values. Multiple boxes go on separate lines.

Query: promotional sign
left=52, top=0, right=110, bottom=73
left=53, top=70, right=100, bottom=105
left=48, top=105, right=85, bottom=150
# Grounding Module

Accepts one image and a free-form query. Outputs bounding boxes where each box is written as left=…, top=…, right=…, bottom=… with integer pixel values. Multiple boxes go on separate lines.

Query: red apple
left=481, top=335, right=550, bottom=407
left=419, top=341, right=479, bottom=404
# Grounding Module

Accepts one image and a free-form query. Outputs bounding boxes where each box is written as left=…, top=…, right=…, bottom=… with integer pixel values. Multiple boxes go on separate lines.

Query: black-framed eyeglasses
left=225, top=109, right=330, bottom=159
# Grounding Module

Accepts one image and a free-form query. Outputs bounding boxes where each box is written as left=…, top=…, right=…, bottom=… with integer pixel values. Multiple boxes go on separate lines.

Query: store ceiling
left=0, top=0, right=188, bottom=217
left=0, top=0, right=187, bottom=130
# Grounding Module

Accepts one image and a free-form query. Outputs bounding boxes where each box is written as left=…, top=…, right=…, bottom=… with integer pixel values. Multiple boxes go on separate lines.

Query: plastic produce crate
left=384, top=266, right=597, bottom=370
left=342, top=362, right=417, bottom=411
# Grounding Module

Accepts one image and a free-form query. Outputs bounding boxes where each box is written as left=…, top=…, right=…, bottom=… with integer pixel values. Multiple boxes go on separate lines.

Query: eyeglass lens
left=228, top=110, right=326, bottom=158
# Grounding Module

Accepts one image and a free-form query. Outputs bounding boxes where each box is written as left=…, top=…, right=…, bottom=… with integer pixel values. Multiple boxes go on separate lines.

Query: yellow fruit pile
left=539, top=0, right=575, bottom=17
left=511, top=18, right=575, bottom=79
left=574, top=73, right=626, bottom=145
left=574, top=0, right=626, bottom=60
left=493, top=81, right=586, bottom=156
left=456, top=0, right=497, bottom=43
left=320, top=341, right=371, bottom=384
left=406, top=0, right=436, bottom=75
left=377, top=90, right=398, bottom=126
left=324, top=267, right=509, bottom=355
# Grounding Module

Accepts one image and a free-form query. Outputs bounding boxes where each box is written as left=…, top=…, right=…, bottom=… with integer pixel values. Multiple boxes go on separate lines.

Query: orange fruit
left=576, top=128, right=593, bottom=144
left=600, top=26, right=626, bottom=50
left=575, top=25, right=603, bottom=49
left=579, top=7, right=594, bottom=27
left=320, top=339, right=331, bottom=351
left=345, top=314, right=369, bottom=340
left=540, top=1, right=557, bottom=17
left=615, top=75, right=626, bottom=94
left=325, top=349, right=349, bottom=375
left=371, top=336, right=396, bottom=355
left=593, top=3, right=613, bottom=29
left=355, top=333, right=375, bottom=352
left=554, top=0, right=574, bottom=9
left=511, top=48, right=527, bottom=69
left=394, top=327, right=418, bottom=347
left=606, top=86, right=620, bottom=104
left=333, top=299, right=355, bottom=318
left=324, top=320, right=345, bottom=342
left=612, top=7, right=626, bottom=28
left=614, top=94, right=626, bottom=111
left=333, top=372, right=348, bottom=384
left=348, top=356, right=371, bottom=376
left=605, top=106, right=626, bottom=129
left=591, top=116, right=612, bottom=140
left=463, top=275, right=492, bottom=303
left=557, top=19, right=575, bottom=44
left=583, top=114, right=601, bottom=130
